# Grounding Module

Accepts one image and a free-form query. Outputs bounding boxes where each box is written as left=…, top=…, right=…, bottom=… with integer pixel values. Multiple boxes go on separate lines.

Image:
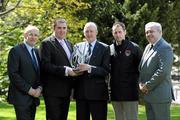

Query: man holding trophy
left=72, top=22, right=110, bottom=120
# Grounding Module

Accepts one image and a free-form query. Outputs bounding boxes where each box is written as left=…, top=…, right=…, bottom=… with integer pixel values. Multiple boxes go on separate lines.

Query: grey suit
left=139, top=38, right=174, bottom=120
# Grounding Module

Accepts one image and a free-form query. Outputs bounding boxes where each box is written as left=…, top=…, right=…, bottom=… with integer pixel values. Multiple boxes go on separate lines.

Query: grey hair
left=145, top=22, right=162, bottom=32
left=83, top=22, right=98, bottom=33
left=24, top=25, right=39, bottom=34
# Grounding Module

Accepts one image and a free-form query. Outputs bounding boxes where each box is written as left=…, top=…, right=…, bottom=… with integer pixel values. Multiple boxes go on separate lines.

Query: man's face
left=24, top=29, right=39, bottom=47
left=112, top=26, right=126, bottom=43
left=145, top=26, right=161, bottom=44
left=54, top=22, right=67, bottom=40
left=84, top=25, right=97, bottom=43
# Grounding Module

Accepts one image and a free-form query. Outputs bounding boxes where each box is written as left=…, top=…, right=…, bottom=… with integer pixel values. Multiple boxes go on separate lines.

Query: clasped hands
left=28, top=86, right=42, bottom=98
left=67, top=63, right=91, bottom=76
left=139, top=83, right=149, bottom=94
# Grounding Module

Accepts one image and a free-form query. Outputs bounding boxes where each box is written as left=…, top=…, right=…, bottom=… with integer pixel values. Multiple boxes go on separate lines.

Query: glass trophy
left=70, top=43, right=91, bottom=73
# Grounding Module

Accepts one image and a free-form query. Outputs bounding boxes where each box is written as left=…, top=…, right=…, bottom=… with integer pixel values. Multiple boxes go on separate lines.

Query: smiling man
left=40, top=18, right=76, bottom=120
left=7, top=25, right=42, bottom=120
left=74, top=22, right=110, bottom=120
left=139, top=22, right=174, bottom=120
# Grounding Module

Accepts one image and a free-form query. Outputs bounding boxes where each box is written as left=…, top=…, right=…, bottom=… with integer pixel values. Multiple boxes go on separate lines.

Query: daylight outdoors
left=0, top=0, right=180, bottom=120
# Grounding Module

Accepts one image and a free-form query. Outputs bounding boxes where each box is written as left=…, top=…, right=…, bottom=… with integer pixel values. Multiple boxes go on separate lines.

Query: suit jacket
left=40, top=35, right=73, bottom=97
left=7, top=43, right=41, bottom=106
left=110, top=39, right=142, bottom=101
left=74, top=41, right=110, bottom=100
left=139, top=38, right=174, bottom=103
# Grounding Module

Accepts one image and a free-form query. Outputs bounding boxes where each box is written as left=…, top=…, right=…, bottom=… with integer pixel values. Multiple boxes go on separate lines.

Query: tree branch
left=0, top=0, right=22, bottom=16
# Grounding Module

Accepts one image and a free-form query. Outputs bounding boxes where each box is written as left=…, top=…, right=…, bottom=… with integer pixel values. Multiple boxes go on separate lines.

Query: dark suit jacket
left=110, top=39, right=142, bottom=101
left=7, top=43, right=41, bottom=106
left=40, top=35, right=73, bottom=97
left=74, top=41, right=110, bottom=100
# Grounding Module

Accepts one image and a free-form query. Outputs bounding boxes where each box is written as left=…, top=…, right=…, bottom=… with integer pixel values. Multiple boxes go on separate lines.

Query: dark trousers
left=76, top=100, right=107, bottom=120
left=44, top=96, right=70, bottom=120
left=14, top=103, right=36, bottom=120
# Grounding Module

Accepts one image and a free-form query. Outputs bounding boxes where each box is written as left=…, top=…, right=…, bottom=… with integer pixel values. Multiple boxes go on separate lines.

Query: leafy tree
left=0, top=0, right=22, bottom=16
left=77, top=0, right=179, bottom=50
left=0, top=0, right=179, bottom=99
left=0, top=0, right=88, bottom=100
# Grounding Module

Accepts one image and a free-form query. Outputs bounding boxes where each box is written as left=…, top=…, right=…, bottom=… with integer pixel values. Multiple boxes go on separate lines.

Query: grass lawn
left=0, top=98, right=180, bottom=120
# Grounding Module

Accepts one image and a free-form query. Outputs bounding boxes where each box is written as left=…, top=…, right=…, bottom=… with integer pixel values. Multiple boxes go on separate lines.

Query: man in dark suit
left=74, top=22, right=110, bottom=120
left=110, top=22, right=142, bottom=120
left=7, top=25, right=42, bottom=120
left=40, top=18, right=76, bottom=120
left=139, top=22, right=174, bottom=120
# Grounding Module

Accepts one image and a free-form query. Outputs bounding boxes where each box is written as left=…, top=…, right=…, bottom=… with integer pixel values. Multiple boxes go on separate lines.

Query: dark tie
left=149, top=44, right=153, bottom=51
left=85, top=43, right=92, bottom=64
left=88, top=43, right=92, bottom=56
left=31, top=48, right=38, bottom=71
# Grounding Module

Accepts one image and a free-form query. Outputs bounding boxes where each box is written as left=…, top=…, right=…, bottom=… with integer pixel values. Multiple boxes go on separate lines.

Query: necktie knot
left=150, top=44, right=153, bottom=50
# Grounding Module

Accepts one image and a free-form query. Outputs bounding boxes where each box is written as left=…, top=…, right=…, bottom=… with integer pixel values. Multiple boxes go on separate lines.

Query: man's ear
left=96, top=30, right=98, bottom=35
left=124, top=30, right=127, bottom=35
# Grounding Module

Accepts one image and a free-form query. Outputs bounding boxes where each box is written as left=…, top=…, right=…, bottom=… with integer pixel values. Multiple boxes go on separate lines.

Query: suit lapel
left=139, top=44, right=150, bottom=69
left=89, top=41, right=99, bottom=64
left=64, top=39, right=73, bottom=53
left=50, top=36, right=71, bottom=63
left=21, top=43, right=38, bottom=72
left=141, top=39, right=163, bottom=68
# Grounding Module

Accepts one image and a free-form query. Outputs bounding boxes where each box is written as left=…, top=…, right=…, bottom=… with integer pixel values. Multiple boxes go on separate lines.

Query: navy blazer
left=40, top=35, right=74, bottom=97
left=74, top=41, right=110, bottom=100
left=7, top=43, right=41, bottom=106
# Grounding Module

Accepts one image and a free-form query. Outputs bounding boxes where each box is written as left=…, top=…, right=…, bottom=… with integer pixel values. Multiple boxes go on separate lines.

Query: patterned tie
left=85, top=43, right=92, bottom=64
left=88, top=43, right=92, bottom=56
left=31, top=48, right=38, bottom=71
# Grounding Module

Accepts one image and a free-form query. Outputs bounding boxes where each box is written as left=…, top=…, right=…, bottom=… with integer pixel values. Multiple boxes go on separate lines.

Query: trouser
left=145, top=102, right=171, bottom=120
left=44, top=96, right=70, bottom=120
left=112, top=101, right=138, bottom=120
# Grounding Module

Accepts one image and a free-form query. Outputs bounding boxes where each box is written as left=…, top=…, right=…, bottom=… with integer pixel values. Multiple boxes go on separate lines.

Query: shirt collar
left=152, top=37, right=161, bottom=46
left=53, top=34, right=65, bottom=42
left=24, top=40, right=34, bottom=52
left=87, top=39, right=96, bottom=48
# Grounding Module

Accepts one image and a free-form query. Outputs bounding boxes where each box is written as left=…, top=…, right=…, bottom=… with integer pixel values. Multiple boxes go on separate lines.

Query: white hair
left=24, top=25, right=39, bottom=34
left=145, top=22, right=162, bottom=32
left=83, top=22, right=98, bottom=33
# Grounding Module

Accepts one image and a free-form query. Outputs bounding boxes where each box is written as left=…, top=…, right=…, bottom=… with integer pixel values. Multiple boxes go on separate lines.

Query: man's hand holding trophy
left=70, top=43, right=92, bottom=75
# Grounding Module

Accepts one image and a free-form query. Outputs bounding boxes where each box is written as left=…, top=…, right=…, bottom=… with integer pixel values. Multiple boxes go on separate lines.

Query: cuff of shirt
left=65, top=66, right=69, bottom=76
left=87, top=66, right=92, bottom=73
left=64, top=66, right=72, bottom=76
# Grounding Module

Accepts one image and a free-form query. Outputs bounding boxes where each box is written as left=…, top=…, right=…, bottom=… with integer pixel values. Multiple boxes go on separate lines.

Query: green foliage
left=76, top=0, right=125, bottom=44
left=0, top=0, right=180, bottom=99
left=0, top=0, right=88, bottom=100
